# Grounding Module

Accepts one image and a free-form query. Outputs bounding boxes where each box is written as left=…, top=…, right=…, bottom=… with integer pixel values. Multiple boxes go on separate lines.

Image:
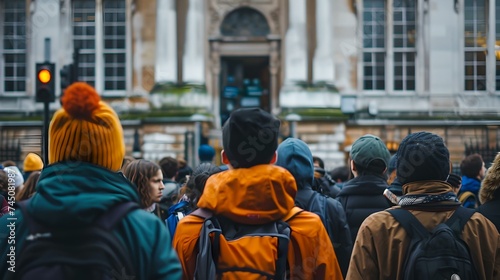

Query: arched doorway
left=209, top=7, right=280, bottom=127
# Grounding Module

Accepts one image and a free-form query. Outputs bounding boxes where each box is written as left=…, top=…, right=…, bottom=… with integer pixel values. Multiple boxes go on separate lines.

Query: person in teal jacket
left=0, top=82, right=182, bottom=279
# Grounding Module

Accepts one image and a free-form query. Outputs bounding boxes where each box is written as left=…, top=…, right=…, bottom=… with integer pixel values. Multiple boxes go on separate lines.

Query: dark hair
left=312, top=156, right=325, bottom=169
left=123, top=159, right=161, bottom=209
left=181, top=163, right=221, bottom=209
left=121, top=155, right=135, bottom=172
left=222, top=108, right=280, bottom=169
left=353, top=159, right=386, bottom=176
left=0, top=170, right=8, bottom=193
left=330, top=166, right=350, bottom=182
left=2, top=160, right=16, bottom=168
left=460, top=153, right=484, bottom=178
left=159, top=156, right=178, bottom=179
left=16, top=171, right=40, bottom=201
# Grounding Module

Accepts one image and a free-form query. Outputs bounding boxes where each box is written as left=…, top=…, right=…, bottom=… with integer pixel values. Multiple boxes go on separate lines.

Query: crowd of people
left=0, top=82, right=499, bottom=279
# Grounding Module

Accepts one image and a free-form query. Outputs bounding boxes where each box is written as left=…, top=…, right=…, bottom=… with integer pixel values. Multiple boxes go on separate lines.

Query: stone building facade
left=0, top=0, right=499, bottom=170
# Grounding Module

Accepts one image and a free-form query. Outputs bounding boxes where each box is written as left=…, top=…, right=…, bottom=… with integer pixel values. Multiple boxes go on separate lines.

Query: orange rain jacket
left=173, top=164, right=343, bottom=280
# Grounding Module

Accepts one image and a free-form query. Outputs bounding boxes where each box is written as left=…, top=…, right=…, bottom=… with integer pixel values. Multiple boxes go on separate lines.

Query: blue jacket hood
left=276, top=138, right=314, bottom=188
left=461, top=175, right=481, bottom=194
left=28, top=162, right=140, bottom=227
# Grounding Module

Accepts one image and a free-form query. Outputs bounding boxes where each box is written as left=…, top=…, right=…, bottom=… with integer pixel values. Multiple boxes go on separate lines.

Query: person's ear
left=350, top=159, right=357, bottom=172
left=269, top=152, right=278, bottom=164
left=221, top=150, right=230, bottom=165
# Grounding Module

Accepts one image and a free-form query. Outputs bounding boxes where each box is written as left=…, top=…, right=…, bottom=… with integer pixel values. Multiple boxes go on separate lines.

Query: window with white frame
left=393, top=0, right=416, bottom=91
left=363, top=0, right=386, bottom=90
left=2, top=0, right=26, bottom=93
left=362, top=0, right=417, bottom=92
left=72, top=0, right=126, bottom=94
left=464, top=0, right=487, bottom=91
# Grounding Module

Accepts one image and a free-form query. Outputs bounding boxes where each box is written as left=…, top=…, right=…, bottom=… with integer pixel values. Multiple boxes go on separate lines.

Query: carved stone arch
left=220, top=7, right=269, bottom=37
left=218, top=5, right=277, bottom=37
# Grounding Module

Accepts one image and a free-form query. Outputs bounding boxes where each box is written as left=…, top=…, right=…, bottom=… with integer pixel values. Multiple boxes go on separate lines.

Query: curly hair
left=16, top=171, right=41, bottom=201
left=123, top=159, right=161, bottom=209
left=180, top=163, right=221, bottom=209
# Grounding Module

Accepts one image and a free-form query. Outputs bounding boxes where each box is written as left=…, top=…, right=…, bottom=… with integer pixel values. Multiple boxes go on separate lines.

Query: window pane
left=406, top=79, right=415, bottom=90
left=364, top=66, right=373, bottom=76
left=395, top=80, right=403, bottom=90
left=364, top=79, right=373, bottom=90
left=363, top=53, right=372, bottom=62
left=395, top=66, right=403, bottom=75
left=376, top=79, right=385, bottom=90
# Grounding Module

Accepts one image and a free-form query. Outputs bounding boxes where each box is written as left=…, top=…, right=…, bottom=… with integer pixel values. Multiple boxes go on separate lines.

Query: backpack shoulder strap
left=191, top=208, right=214, bottom=220
left=283, top=206, right=305, bottom=223
left=95, top=201, right=140, bottom=231
left=459, top=191, right=476, bottom=204
left=387, top=208, right=429, bottom=240
left=194, top=210, right=221, bottom=280
left=444, top=206, right=475, bottom=236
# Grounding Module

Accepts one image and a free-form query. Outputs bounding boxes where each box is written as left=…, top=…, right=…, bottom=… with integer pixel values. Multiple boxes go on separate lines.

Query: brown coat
left=347, top=181, right=500, bottom=280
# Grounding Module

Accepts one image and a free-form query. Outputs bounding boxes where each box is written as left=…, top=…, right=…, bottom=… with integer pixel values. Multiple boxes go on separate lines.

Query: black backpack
left=387, top=207, right=479, bottom=280
left=11, top=200, right=139, bottom=280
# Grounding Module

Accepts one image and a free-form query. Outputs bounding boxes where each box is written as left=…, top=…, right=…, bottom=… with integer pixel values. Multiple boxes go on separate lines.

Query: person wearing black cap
left=336, top=134, right=393, bottom=242
left=173, top=108, right=342, bottom=279
left=347, top=131, right=500, bottom=279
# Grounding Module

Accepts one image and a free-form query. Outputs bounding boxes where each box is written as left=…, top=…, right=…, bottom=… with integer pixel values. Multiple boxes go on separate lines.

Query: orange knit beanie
left=49, top=82, right=125, bottom=171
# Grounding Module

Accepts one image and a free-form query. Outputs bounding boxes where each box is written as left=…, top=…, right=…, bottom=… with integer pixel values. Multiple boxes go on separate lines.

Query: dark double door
left=220, top=56, right=270, bottom=126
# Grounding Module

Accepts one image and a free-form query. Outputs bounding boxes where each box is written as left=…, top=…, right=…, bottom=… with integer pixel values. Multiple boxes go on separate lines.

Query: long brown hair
left=16, top=171, right=41, bottom=201
left=123, top=159, right=161, bottom=208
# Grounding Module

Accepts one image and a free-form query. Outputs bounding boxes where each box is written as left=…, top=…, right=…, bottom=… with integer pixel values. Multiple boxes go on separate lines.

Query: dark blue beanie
left=198, top=144, right=215, bottom=162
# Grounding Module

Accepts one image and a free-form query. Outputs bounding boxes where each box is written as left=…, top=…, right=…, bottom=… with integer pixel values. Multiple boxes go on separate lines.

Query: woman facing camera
left=123, top=159, right=165, bottom=219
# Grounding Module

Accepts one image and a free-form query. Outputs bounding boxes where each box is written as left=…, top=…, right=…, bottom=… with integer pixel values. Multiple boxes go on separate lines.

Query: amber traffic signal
left=36, top=63, right=56, bottom=103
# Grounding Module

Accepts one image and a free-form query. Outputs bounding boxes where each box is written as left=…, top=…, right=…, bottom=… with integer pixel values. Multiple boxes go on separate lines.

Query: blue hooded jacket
left=276, top=138, right=353, bottom=277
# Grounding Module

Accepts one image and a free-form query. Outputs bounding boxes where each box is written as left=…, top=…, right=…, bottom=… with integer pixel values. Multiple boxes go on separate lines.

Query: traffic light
left=60, top=63, right=75, bottom=92
left=36, top=62, right=56, bottom=103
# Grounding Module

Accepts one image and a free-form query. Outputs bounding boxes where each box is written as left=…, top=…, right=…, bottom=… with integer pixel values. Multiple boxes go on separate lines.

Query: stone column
left=210, top=40, right=221, bottom=127
left=155, top=0, right=177, bottom=82
left=182, top=0, right=205, bottom=84
left=269, top=38, right=280, bottom=113
left=95, top=0, right=104, bottom=92
left=284, top=0, right=307, bottom=83
left=313, top=0, right=334, bottom=83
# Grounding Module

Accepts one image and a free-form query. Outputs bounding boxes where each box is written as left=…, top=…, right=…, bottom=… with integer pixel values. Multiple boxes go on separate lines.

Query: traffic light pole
left=39, top=38, right=54, bottom=164
left=43, top=101, right=50, bottom=164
